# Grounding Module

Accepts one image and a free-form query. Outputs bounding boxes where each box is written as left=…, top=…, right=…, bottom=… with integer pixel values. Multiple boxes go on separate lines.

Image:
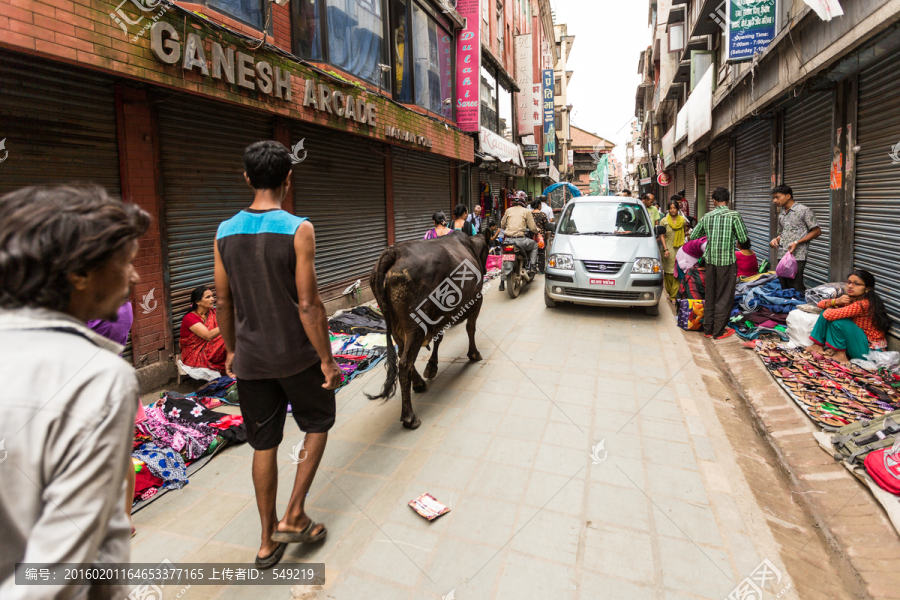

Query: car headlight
left=631, top=258, right=661, bottom=274
left=548, top=254, right=574, bottom=270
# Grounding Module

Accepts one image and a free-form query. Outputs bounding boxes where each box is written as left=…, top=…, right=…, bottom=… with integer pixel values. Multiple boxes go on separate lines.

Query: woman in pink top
left=735, top=239, right=759, bottom=277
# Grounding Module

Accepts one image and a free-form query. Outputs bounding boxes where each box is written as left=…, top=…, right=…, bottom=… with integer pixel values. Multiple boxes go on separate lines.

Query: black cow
left=367, top=231, right=490, bottom=429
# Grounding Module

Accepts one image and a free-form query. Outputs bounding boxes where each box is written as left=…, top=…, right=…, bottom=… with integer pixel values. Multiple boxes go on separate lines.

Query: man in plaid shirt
left=688, top=187, right=749, bottom=339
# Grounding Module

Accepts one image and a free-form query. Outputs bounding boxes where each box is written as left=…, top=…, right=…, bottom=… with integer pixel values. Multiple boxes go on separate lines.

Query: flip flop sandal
left=271, top=520, right=327, bottom=544
left=255, top=542, right=287, bottom=570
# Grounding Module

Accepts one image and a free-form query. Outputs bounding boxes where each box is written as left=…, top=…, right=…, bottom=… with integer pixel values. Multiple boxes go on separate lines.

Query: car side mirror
left=655, top=225, right=666, bottom=237
left=544, top=221, right=556, bottom=233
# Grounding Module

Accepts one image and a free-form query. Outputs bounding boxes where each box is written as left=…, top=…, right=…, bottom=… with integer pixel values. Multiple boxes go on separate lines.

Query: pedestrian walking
left=466, top=204, right=484, bottom=232
left=769, top=184, right=821, bottom=293
left=688, top=187, right=749, bottom=339
left=214, top=141, right=342, bottom=569
left=641, top=192, right=661, bottom=225
left=539, top=195, right=554, bottom=223
left=0, top=185, right=149, bottom=600
left=662, top=199, right=688, bottom=300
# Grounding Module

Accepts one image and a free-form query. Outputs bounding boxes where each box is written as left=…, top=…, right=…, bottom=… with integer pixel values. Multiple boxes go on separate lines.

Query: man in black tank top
left=215, top=140, right=342, bottom=569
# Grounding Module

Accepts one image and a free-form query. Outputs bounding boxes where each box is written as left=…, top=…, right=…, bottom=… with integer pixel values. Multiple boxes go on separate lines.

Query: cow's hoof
left=413, top=381, right=427, bottom=393
left=468, top=351, right=483, bottom=362
left=424, top=362, right=438, bottom=379
left=402, top=416, right=422, bottom=430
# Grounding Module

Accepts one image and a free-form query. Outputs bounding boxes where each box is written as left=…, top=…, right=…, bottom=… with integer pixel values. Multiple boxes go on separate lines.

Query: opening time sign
left=727, top=0, right=777, bottom=62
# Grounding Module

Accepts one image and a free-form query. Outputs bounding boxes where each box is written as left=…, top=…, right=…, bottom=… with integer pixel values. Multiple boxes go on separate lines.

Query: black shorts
left=237, top=362, right=336, bottom=451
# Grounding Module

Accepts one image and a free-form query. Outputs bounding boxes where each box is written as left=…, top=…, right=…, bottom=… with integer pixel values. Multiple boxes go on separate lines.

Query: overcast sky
left=552, top=0, right=651, bottom=163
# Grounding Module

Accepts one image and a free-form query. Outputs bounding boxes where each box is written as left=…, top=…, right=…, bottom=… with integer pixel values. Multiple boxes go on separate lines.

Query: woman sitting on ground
left=448, top=204, right=478, bottom=236
left=180, top=285, right=227, bottom=372
left=808, top=269, right=890, bottom=363
left=424, top=211, right=452, bottom=240
left=735, top=239, right=759, bottom=278
left=676, top=258, right=707, bottom=301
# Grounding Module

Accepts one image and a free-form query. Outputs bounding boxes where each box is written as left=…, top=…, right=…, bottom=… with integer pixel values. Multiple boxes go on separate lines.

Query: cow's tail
left=366, top=247, right=399, bottom=401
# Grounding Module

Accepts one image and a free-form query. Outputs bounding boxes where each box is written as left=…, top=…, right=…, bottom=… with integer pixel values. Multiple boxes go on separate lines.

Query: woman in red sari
left=179, top=286, right=227, bottom=371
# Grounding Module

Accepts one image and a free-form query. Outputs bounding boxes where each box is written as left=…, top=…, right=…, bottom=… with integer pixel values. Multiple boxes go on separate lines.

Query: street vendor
left=808, top=269, right=890, bottom=362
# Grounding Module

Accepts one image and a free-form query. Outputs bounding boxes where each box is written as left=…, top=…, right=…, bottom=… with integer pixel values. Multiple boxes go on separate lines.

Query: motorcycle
left=498, top=239, right=535, bottom=299
left=499, top=222, right=555, bottom=299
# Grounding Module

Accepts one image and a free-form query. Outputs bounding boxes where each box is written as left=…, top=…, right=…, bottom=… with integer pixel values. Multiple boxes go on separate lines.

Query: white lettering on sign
left=385, top=125, right=433, bottom=148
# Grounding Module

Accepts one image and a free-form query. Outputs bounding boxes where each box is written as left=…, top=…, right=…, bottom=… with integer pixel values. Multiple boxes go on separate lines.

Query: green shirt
left=647, top=205, right=661, bottom=225
left=688, top=205, right=749, bottom=266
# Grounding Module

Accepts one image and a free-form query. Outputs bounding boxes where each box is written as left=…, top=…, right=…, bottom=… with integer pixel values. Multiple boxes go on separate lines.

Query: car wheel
left=544, top=288, right=558, bottom=308
left=645, top=302, right=660, bottom=316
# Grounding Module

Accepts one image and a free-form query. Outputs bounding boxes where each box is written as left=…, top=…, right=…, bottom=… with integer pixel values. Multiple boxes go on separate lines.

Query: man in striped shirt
left=688, top=187, right=749, bottom=339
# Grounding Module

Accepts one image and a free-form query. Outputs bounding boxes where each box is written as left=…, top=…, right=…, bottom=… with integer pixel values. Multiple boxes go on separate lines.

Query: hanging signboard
left=662, top=126, right=675, bottom=167
left=658, top=172, right=671, bottom=186
left=531, top=83, right=542, bottom=127
left=522, top=145, right=540, bottom=161
left=542, top=69, right=555, bottom=156
left=675, top=103, right=689, bottom=144
left=514, top=34, right=534, bottom=136
left=688, top=66, right=713, bottom=145
left=727, top=0, right=777, bottom=62
left=454, top=0, right=481, bottom=131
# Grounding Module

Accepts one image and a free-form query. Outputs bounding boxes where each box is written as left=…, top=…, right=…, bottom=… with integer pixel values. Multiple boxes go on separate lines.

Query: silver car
left=544, top=197, right=664, bottom=315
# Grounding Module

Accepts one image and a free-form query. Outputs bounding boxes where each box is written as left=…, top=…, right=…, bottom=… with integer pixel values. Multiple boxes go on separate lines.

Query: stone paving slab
left=133, top=280, right=853, bottom=599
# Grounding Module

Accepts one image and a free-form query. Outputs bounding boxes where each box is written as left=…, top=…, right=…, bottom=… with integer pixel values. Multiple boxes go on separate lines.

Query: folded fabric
left=735, top=273, right=778, bottom=296
left=134, top=468, right=165, bottom=499
left=161, top=394, right=223, bottom=425
left=739, top=282, right=805, bottom=313
left=758, top=320, right=780, bottom=329
left=132, top=442, right=188, bottom=490
left=177, top=360, right=221, bottom=382
left=194, top=376, right=236, bottom=398
left=210, top=414, right=243, bottom=430
left=139, top=406, right=219, bottom=460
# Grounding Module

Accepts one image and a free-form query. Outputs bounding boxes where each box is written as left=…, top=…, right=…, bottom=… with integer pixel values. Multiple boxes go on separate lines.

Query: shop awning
left=479, top=127, right=524, bottom=167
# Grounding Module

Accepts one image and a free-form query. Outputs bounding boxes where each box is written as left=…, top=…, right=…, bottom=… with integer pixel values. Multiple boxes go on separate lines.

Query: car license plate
left=502, top=254, right=516, bottom=262
left=589, top=279, right=615, bottom=286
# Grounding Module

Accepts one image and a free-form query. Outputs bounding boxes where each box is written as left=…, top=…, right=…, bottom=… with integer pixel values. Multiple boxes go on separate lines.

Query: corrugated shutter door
left=854, top=51, right=900, bottom=336
left=157, top=96, right=273, bottom=347
left=733, top=121, right=772, bottom=251
left=392, top=149, right=451, bottom=243
left=291, top=122, right=387, bottom=297
left=783, top=92, right=833, bottom=286
left=685, top=158, right=696, bottom=216
left=676, top=163, right=685, bottom=199
left=708, top=139, right=730, bottom=212
left=0, top=51, right=133, bottom=361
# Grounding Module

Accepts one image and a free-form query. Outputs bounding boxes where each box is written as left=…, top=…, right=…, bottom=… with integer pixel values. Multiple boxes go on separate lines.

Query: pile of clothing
left=729, top=275, right=804, bottom=340
left=754, top=340, right=900, bottom=429
left=329, top=306, right=390, bottom=390
left=131, top=391, right=246, bottom=503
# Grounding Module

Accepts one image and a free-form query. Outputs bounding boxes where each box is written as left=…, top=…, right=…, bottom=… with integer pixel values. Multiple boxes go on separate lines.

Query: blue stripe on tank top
left=216, top=210, right=308, bottom=240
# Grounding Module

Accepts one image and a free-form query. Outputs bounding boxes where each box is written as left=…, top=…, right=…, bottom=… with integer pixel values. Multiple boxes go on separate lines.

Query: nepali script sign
left=454, top=0, right=481, bottom=131
left=727, top=0, right=777, bottom=62
left=514, top=34, right=535, bottom=136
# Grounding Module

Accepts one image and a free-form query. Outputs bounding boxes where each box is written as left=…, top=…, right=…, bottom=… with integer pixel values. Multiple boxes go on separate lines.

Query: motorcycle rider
left=500, top=193, right=539, bottom=284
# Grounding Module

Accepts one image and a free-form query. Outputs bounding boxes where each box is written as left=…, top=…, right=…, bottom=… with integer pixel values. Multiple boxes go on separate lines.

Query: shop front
left=0, top=9, right=473, bottom=369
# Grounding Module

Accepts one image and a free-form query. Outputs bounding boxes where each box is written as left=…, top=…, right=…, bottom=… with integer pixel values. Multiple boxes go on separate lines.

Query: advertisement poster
left=454, top=0, right=481, bottom=131
left=514, top=34, right=534, bottom=136
left=727, top=0, right=777, bottom=62
left=543, top=69, right=555, bottom=156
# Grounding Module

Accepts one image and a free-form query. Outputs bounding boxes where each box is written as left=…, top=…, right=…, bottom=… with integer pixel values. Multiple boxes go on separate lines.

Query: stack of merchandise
left=328, top=305, right=390, bottom=391
left=729, top=276, right=804, bottom=340
left=754, top=340, right=900, bottom=429
left=131, top=391, right=246, bottom=509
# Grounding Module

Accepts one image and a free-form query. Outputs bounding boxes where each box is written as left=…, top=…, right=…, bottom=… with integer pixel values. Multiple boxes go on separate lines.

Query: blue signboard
left=542, top=69, right=555, bottom=157
left=727, top=0, right=777, bottom=62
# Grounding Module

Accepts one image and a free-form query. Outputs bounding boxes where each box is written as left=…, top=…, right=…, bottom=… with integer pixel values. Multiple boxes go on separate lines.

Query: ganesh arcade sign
left=150, top=22, right=379, bottom=126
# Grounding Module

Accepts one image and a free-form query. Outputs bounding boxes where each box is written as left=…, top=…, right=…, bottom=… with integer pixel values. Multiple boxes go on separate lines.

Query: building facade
left=635, top=0, right=900, bottom=342
left=0, top=0, right=475, bottom=382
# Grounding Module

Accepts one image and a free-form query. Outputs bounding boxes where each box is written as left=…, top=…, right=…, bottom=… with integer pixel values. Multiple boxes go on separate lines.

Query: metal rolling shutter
left=392, top=149, right=451, bottom=243
left=684, top=158, right=696, bottom=216
left=157, top=96, right=273, bottom=347
left=733, top=121, right=773, bottom=251
left=0, top=51, right=135, bottom=362
left=676, top=163, right=685, bottom=199
left=854, top=52, right=900, bottom=336
left=708, top=139, right=730, bottom=212
left=290, top=122, right=387, bottom=297
left=783, top=92, right=833, bottom=286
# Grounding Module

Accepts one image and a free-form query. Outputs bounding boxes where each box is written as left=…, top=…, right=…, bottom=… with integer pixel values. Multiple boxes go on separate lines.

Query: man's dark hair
left=712, top=187, right=730, bottom=204
left=622, top=189, right=632, bottom=196
left=0, top=186, right=150, bottom=311
left=243, top=141, right=292, bottom=190
left=771, top=184, right=793, bottom=198
left=670, top=194, right=682, bottom=203
left=640, top=193, right=650, bottom=201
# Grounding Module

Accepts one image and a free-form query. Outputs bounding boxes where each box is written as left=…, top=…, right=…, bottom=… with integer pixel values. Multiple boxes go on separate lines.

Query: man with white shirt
left=466, top=205, right=484, bottom=233
left=0, top=185, right=150, bottom=600
left=539, top=195, right=554, bottom=222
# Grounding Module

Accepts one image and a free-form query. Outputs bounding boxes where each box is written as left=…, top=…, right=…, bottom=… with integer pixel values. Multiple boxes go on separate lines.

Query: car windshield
left=557, top=202, right=652, bottom=236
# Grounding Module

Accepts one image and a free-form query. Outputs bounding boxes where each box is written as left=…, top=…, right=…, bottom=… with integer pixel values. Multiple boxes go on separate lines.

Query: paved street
left=133, top=276, right=833, bottom=600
